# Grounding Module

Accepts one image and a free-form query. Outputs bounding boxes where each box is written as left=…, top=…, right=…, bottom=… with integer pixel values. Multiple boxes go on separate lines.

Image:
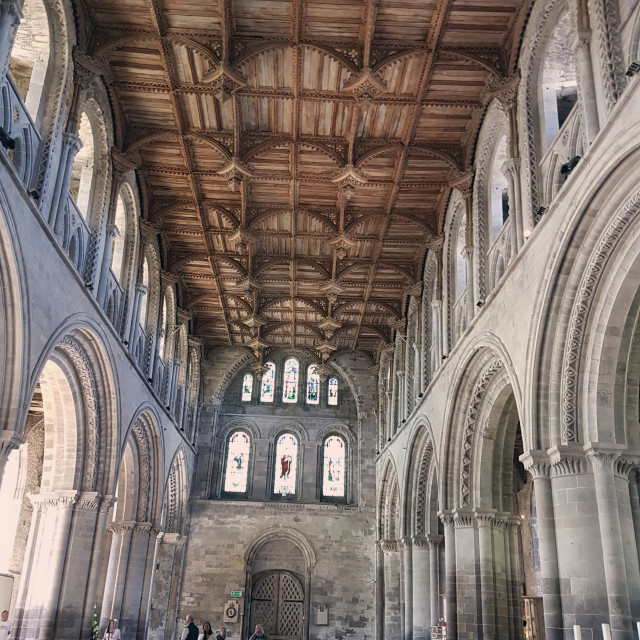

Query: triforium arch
left=526, top=151, right=640, bottom=640
left=440, top=343, right=528, bottom=640
left=99, top=408, right=163, bottom=640
left=243, top=527, right=316, bottom=640
left=7, top=324, right=118, bottom=640
left=403, top=422, right=443, bottom=640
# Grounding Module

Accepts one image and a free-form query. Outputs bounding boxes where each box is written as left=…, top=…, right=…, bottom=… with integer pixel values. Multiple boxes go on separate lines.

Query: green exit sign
left=230, top=590, right=243, bottom=598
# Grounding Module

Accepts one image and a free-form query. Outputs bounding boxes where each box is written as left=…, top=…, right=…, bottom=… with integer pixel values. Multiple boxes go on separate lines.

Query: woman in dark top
left=198, top=622, right=213, bottom=640
left=248, top=624, right=269, bottom=640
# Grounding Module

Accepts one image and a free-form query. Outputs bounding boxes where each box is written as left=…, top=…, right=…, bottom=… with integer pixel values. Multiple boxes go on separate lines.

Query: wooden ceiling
left=85, top=0, right=527, bottom=361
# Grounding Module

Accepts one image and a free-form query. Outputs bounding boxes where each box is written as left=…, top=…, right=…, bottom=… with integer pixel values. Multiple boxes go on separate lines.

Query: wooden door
left=250, top=570, right=304, bottom=640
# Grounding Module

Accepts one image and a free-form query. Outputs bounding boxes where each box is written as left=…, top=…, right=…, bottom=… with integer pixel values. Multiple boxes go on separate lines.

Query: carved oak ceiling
left=85, top=0, right=527, bottom=360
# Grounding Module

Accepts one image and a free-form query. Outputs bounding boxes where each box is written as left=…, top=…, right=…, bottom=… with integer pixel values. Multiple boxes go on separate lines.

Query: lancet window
left=322, top=435, right=346, bottom=498
left=224, top=430, right=251, bottom=494
left=273, top=433, right=298, bottom=496
left=282, top=358, right=299, bottom=403
left=306, top=366, right=319, bottom=404
left=260, top=362, right=276, bottom=402
left=328, top=378, right=338, bottom=406
left=241, top=373, right=253, bottom=402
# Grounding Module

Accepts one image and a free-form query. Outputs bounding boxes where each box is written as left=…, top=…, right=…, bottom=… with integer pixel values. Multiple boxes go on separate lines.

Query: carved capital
left=134, top=521, right=153, bottom=535
left=438, top=511, right=454, bottom=528
left=427, top=534, right=443, bottom=550
left=107, top=520, right=137, bottom=536
left=380, top=539, right=400, bottom=553
left=473, top=509, right=496, bottom=527
left=29, top=490, right=78, bottom=512
left=76, top=492, right=101, bottom=511
left=501, top=157, right=521, bottom=180
left=548, top=445, right=587, bottom=477
left=0, top=430, right=24, bottom=459
left=62, top=132, right=83, bottom=156
left=453, top=509, right=474, bottom=528
left=520, top=450, right=552, bottom=480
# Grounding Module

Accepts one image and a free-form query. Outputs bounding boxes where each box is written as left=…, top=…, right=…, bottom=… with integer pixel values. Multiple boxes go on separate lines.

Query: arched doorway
left=250, top=570, right=305, bottom=639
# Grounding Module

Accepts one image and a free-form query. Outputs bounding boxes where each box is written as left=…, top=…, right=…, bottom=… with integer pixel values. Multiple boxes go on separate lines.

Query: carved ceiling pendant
left=86, top=0, right=526, bottom=361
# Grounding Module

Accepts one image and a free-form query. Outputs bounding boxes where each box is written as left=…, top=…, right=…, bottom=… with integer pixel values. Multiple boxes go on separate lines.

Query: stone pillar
left=521, top=453, right=562, bottom=640
left=401, top=538, right=413, bottom=640
left=96, top=223, right=119, bottom=306
left=428, top=535, right=442, bottom=628
left=396, top=370, right=406, bottom=425
left=439, top=513, right=456, bottom=640
left=0, top=0, right=21, bottom=82
left=50, top=133, right=82, bottom=234
left=462, top=245, right=475, bottom=324
left=586, top=449, right=633, bottom=640
left=572, top=29, right=601, bottom=142
left=474, top=511, right=496, bottom=640
left=100, top=521, right=136, bottom=634
left=128, top=283, right=148, bottom=348
left=453, top=511, right=476, bottom=640
left=18, top=491, right=78, bottom=640
left=431, top=300, right=443, bottom=369
left=119, top=522, right=153, bottom=636
left=587, top=0, right=626, bottom=116
left=548, top=447, right=608, bottom=639
left=376, top=541, right=384, bottom=640
left=412, top=537, right=430, bottom=640
left=628, top=473, right=640, bottom=561
left=0, top=430, right=22, bottom=488
left=505, top=515, right=523, bottom=640
left=80, top=496, right=114, bottom=640
left=502, top=159, right=523, bottom=254
left=381, top=540, right=401, bottom=640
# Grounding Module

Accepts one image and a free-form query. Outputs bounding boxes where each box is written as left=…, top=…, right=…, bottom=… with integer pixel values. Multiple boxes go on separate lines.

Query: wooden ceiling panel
left=303, top=0, right=364, bottom=40
left=163, top=0, right=223, bottom=33
left=238, top=46, right=293, bottom=90
left=300, top=100, right=350, bottom=137
left=233, top=0, right=293, bottom=37
left=93, top=0, right=526, bottom=353
left=301, top=46, right=355, bottom=93
left=373, top=0, right=436, bottom=41
left=358, top=104, right=413, bottom=140
left=241, top=97, right=293, bottom=134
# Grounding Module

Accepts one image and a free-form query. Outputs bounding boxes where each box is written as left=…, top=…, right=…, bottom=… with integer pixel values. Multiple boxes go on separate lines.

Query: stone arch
left=473, top=99, right=509, bottom=301
left=378, top=456, right=400, bottom=542
left=0, top=194, right=25, bottom=445
left=517, top=0, right=570, bottom=218
left=405, top=295, right=420, bottom=414
left=532, top=146, right=640, bottom=450
left=404, top=422, right=438, bottom=538
left=443, top=189, right=467, bottom=350
left=421, top=250, right=438, bottom=387
left=163, top=448, right=189, bottom=535
left=26, top=324, right=119, bottom=496
left=245, top=526, right=317, bottom=569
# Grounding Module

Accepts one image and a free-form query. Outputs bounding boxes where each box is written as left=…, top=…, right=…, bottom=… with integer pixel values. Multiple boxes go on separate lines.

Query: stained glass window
left=241, top=373, right=253, bottom=402
left=261, top=362, right=276, bottom=402
left=273, top=432, right=298, bottom=496
left=322, top=435, right=346, bottom=497
left=306, top=366, right=319, bottom=404
left=224, top=431, right=251, bottom=493
left=282, top=358, right=299, bottom=403
left=328, top=378, right=338, bottom=406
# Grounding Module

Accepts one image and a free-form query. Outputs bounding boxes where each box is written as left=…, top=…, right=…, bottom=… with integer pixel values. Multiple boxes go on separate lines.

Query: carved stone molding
left=29, top=491, right=79, bottom=512
left=453, top=510, right=474, bottom=528
left=107, top=520, right=137, bottom=536
left=76, top=492, right=102, bottom=511
left=520, top=450, right=553, bottom=480
left=380, top=539, right=400, bottom=553
left=548, top=445, right=587, bottom=477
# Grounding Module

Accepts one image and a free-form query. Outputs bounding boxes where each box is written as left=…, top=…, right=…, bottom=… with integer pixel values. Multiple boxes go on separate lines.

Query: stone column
left=505, top=515, right=523, bottom=640
left=474, top=510, right=496, bottom=640
left=462, top=245, right=475, bottom=324
left=381, top=540, right=402, bottom=640
left=119, top=522, right=153, bottom=636
left=586, top=449, right=633, bottom=640
left=628, top=472, right=640, bottom=561
left=428, top=535, right=442, bottom=628
left=439, top=513, right=456, bottom=640
left=521, top=452, right=563, bottom=640
left=396, top=370, right=406, bottom=425
left=376, top=541, right=384, bottom=640
left=502, top=159, right=523, bottom=254
left=96, top=223, right=119, bottom=306
left=572, top=29, right=601, bottom=142
left=412, top=537, right=430, bottom=639
left=0, top=0, right=21, bottom=82
left=128, top=283, right=148, bottom=348
left=50, top=133, right=82, bottom=234
left=431, top=300, right=443, bottom=369
left=21, top=491, right=78, bottom=640
left=0, top=430, right=22, bottom=487
left=453, top=511, right=476, bottom=640
left=80, top=496, right=115, bottom=640
left=401, top=538, right=413, bottom=640
left=100, top=521, right=136, bottom=634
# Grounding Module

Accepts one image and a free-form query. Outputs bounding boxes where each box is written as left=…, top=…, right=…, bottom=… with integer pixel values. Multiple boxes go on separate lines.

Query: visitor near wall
left=0, top=611, right=10, bottom=640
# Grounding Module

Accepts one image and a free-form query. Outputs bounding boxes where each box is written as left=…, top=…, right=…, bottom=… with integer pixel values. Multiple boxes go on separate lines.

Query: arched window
left=455, top=222, right=467, bottom=298
left=139, top=256, right=150, bottom=328
left=242, top=374, right=253, bottom=402
left=328, top=378, right=338, bottom=406
left=69, top=112, right=95, bottom=218
left=322, top=435, right=346, bottom=498
left=223, top=430, right=251, bottom=494
left=111, top=192, right=127, bottom=281
left=306, top=365, right=319, bottom=404
left=157, top=294, right=169, bottom=360
left=541, top=11, right=578, bottom=148
left=282, top=358, right=299, bottom=403
left=273, top=433, right=298, bottom=496
left=489, top=134, right=509, bottom=241
left=8, top=0, right=50, bottom=125
left=260, top=362, right=276, bottom=402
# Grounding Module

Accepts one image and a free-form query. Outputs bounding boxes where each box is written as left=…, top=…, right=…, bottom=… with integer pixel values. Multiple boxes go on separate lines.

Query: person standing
left=181, top=615, right=199, bottom=640
left=214, top=627, right=226, bottom=640
left=248, top=624, right=269, bottom=640
left=0, top=610, right=10, bottom=640
left=103, top=619, right=121, bottom=640
left=198, top=621, right=213, bottom=640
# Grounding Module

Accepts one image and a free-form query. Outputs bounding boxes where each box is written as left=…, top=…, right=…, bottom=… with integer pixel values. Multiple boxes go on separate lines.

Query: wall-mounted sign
left=230, top=590, right=243, bottom=598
